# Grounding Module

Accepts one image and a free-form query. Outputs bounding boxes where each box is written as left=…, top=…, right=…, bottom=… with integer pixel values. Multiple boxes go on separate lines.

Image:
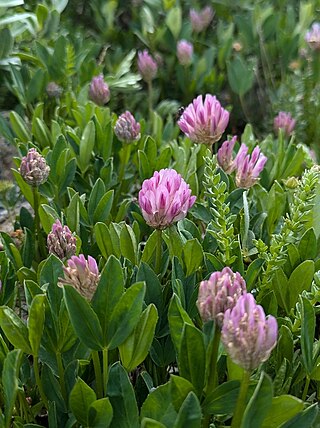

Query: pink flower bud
left=190, top=6, right=214, bottom=33
left=59, top=254, right=100, bottom=300
left=88, top=75, right=110, bottom=106
left=221, top=293, right=278, bottom=371
left=137, top=50, right=158, bottom=82
left=46, top=82, right=63, bottom=98
left=305, top=22, right=320, bottom=51
left=114, top=111, right=141, bottom=143
left=19, top=148, right=50, bottom=187
left=178, top=94, right=229, bottom=146
left=197, top=267, right=247, bottom=327
left=273, top=111, right=296, bottom=136
left=138, top=169, right=196, bottom=229
left=217, top=136, right=237, bottom=173
left=234, top=144, right=267, bottom=189
left=47, top=220, right=77, bottom=260
left=177, top=40, right=193, bottom=66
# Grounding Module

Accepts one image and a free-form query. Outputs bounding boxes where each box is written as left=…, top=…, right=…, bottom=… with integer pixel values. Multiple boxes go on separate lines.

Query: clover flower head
left=89, top=74, right=110, bottom=106
left=138, top=168, right=196, bottom=229
left=114, top=111, right=141, bottom=143
left=221, top=293, right=278, bottom=371
left=19, top=148, right=50, bottom=187
left=47, top=219, right=77, bottom=260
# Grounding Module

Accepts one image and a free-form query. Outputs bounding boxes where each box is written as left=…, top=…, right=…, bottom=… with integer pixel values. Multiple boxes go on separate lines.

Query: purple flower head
left=47, top=219, right=77, bottom=260
left=137, top=50, right=158, bottom=82
left=305, top=22, right=320, bottom=50
left=114, top=111, right=141, bottom=143
left=89, top=75, right=110, bottom=106
left=59, top=254, right=100, bottom=300
left=221, top=293, right=278, bottom=371
left=234, top=144, right=267, bottom=189
left=178, top=94, right=229, bottom=146
left=138, top=169, right=196, bottom=229
left=197, top=267, right=247, bottom=327
left=273, top=111, right=296, bottom=136
left=190, top=6, right=214, bottom=33
left=19, top=148, right=50, bottom=187
left=217, top=136, right=238, bottom=173
left=177, top=40, right=193, bottom=66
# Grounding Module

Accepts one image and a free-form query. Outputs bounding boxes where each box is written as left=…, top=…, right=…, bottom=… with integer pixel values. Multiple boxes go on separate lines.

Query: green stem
left=147, top=80, right=153, bottom=125
left=112, top=144, right=132, bottom=217
left=33, top=356, right=48, bottom=409
left=155, top=229, right=162, bottom=274
left=92, top=351, right=103, bottom=399
left=32, top=186, right=45, bottom=259
left=302, top=375, right=310, bottom=401
left=231, top=370, right=251, bottom=428
left=56, top=352, right=67, bottom=402
left=205, top=324, right=221, bottom=397
left=103, top=348, right=109, bottom=396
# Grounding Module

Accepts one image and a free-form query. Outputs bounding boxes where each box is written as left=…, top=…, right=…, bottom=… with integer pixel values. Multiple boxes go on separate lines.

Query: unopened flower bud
left=114, top=111, right=141, bottom=143
left=305, top=22, right=320, bottom=51
left=234, top=144, right=267, bottom=189
left=137, top=50, right=158, bottom=82
left=177, top=40, right=193, bottom=66
left=46, top=82, right=63, bottom=98
left=273, top=111, right=296, bottom=136
left=89, top=75, right=110, bottom=106
left=190, top=6, right=214, bottom=33
left=221, top=293, right=278, bottom=371
left=19, top=148, right=50, bottom=187
left=58, top=254, right=100, bottom=300
left=47, top=219, right=77, bottom=260
left=217, top=136, right=237, bottom=173
left=197, top=267, right=247, bottom=327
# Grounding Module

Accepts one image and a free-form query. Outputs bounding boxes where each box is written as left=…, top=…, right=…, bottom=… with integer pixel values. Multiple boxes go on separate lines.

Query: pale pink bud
left=190, top=6, right=214, bottom=33
left=59, top=254, right=100, bottom=300
left=177, top=40, right=193, bottom=66
left=138, top=168, right=196, bottom=229
left=19, top=148, right=50, bottom=186
left=197, top=267, right=246, bottom=327
left=114, top=111, right=141, bottom=143
left=47, top=220, right=77, bottom=260
left=221, top=293, right=278, bottom=371
left=88, top=75, right=110, bottom=106
left=137, top=50, right=158, bottom=82
left=178, top=94, right=229, bottom=146
left=305, top=22, right=320, bottom=51
left=217, top=136, right=237, bottom=173
left=234, top=144, right=267, bottom=189
left=273, top=112, right=296, bottom=136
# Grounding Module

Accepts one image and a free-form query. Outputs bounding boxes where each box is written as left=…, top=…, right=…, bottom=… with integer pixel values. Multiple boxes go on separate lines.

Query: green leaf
left=300, top=296, right=315, bottom=375
left=107, top=282, right=145, bottom=349
left=69, top=378, right=96, bottom=426
left=3, top=349, right=22, bottom=427
left=119, top=304, right=158, bottom=372
left=241, top=372, right=273, bottom=428
left=227, top=55, right=254, bottom=97
left=0, top=28, right=13, bottom=59
left=88, top=397, right=113, bottom=428
left=173, top=392, right=201, bottom=428
left=91, top=256, right=124, bottom=344
left=0, top=306, right=32, bottom=353
left=279, top=403, right=318, bottom=428
left=168, top=294, right=194, bottom=353
left=288, top=260, right=314, bottom=310
left=79, top=120, right=95, bottom=172
left=261, top=395, right=304, bottom=428
left=136, top=262, right=162, bottom=311
left=63, top=285, right=103, bottom=350
left=298, top=228, right=317, bottom=261
left=182, top=239, right=203, bottom=276
left=120, top=224, right=137, bottom=265
left=107, top=362, right=139, bottom=428
left=170, top=375, right=195, bottom=412
left=38, top=204, right=59, bottom=234
left=202, top=380, right=240, bottom=415
left=166, top=6, right=182, bottom=39
left=141, top=229, right=158, bottom=264
left=39, top=254, right=64, bottom=315
left=93, top=190, right=114, bottom=224
left=94, top=222, right=113, bottom=259
left=141, top=419, right=166, bottom=428
left=9, top=111, right=31, bottom=142
left=88, top=178, right=105, bottom=222
left=138, top=150, right=152, bottom=180
left=141, top=382, right=177, bottom=427
left=179, top=324, right=205, bottom=397
left=28, top=294, right=46, bottom=356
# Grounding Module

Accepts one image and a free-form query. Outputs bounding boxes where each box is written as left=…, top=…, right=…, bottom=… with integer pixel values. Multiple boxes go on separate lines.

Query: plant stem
left=92, top=351, right=103, bottom=399
left=302, top=375, right=310, bottom=401
left=56, top=352, right=67, bottom=402
left=32, top=186, right=45, bottom=259
left=147, top=80, right=153, bottom=125
left=33, top=356, right=48, bottom=409
left=103, top=347, right=109, bottom=396
left=231, top=369, right=251, bottom=428
left=205, top=324, right=221, bottom=397
left=155, top=229, right=162, bottom=274
left=112, top=144, right=132, bottom=216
